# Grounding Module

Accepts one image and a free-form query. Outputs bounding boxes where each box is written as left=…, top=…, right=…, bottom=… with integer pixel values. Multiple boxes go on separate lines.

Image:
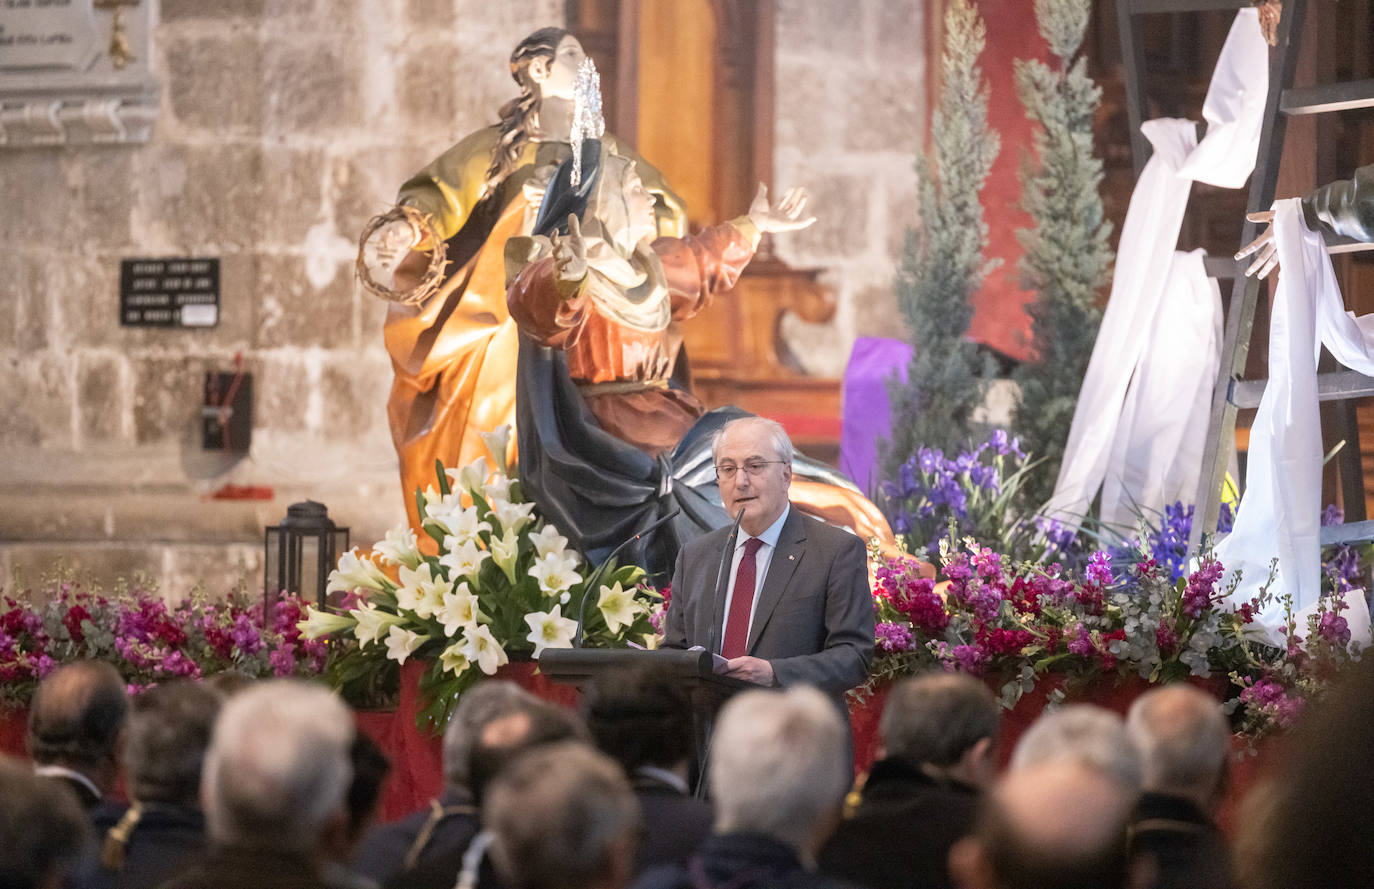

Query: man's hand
left=723, top=656, right=776, bottom=686
left=747, top=184, right=816, bottom=235
left=550, top=213, right=588, bottom=284
left=373, top=217, right=420, bottom=272
left=1236, top=210, right=1278, bottom=279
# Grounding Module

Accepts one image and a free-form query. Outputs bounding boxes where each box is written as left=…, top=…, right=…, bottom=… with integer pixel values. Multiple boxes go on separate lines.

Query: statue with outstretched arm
left=1238, top=165, right=1374, bottom=278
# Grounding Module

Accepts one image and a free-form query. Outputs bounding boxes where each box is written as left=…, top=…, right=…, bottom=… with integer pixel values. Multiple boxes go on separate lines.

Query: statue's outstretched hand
left=551, top=213, right=588, bottom=283
left=747, top=184, right=817, bottom=234
left=1236, top=210, right=1278, bottom=279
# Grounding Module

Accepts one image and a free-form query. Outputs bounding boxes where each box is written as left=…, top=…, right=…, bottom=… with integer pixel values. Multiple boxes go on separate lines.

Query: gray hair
left=202, top=680, right=354, bottom=852
left=484, top=742, right=640, bottom=889
left=1125, top=684, right=1229, bottom=797
left=712, top=416, right=793, bottom=465
left=709, top=687, right=850, bottom=850
left=124, top=680, right=222, bottom=806
left=442, top=681, right=539, bottom=789
left=1010, top=704, right=1143, bottom=791
left=880, top=671, right=1000, bottom=768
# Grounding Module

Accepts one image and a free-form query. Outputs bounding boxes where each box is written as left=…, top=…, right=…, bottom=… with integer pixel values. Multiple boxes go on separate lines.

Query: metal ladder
left=1115, top=0, right=1374, bottom=553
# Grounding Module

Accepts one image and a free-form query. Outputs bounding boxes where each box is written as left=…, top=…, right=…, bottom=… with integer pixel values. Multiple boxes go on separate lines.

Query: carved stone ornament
left=0, top=0, right=157, bottom=148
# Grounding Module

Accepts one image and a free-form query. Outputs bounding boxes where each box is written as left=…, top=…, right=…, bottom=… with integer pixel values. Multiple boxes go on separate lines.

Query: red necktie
left=721, top=538, right=764, bottom=658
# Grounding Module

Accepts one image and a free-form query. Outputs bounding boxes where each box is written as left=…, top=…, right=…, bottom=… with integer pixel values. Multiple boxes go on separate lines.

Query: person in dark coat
left=632, top=687, right=860, bottom=889
left=27, top=660, right=128, bottom=812
left=90, top=680, right=221, bottom=889
left=819, top=672, right=1001, bottom=889
left=0, top=755, right=92, bottom=889
left=351, top=682, right=537, bottom=886
left=582, top=663, right=713, bottom=875
left=159, top=680, right=355, bottom=889
left=383, top=696, right=587, bottom=889
left=1124, top=685, right=1235, bottom=889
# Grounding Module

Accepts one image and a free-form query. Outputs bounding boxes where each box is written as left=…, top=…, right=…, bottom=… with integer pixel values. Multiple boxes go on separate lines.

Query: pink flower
left=875, top=622, right=916, bottom=653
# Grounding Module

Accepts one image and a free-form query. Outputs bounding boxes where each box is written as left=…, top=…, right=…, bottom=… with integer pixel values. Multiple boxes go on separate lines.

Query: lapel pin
left=788, top=554, right=795, bottom=560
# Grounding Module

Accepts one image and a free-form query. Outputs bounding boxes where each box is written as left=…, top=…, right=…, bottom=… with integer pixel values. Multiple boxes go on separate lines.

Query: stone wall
left=772, top=0, right=923, bottom=378
left=0, top=0, right=922, bottom=595
left=0, top=0, right=562, bottom=596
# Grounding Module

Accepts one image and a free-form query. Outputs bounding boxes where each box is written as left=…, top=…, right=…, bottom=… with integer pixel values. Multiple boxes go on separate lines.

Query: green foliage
left=883, top=0, right=1001, bottom=474
left=1010, top=0, right=1115, bottom=507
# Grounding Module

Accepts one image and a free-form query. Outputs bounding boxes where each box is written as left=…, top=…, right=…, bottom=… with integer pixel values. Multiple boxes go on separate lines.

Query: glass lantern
left=264, top=501, right=349, bottom=615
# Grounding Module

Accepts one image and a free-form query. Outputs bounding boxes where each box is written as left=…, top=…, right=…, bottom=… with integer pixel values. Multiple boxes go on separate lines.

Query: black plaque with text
left=119, top=258, right=220, bottom=328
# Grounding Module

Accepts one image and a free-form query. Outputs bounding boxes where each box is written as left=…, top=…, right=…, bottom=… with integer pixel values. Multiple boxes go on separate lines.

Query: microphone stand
left=573, top=508, right=681, bottom=648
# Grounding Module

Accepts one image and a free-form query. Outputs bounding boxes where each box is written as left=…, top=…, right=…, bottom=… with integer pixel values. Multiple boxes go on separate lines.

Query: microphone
left=706, top=507, right=746, bottom=657
left=573, top=508, right=682, bottom=648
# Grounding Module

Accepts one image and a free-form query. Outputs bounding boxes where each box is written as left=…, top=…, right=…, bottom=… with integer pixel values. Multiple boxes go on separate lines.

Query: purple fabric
left=840, top=337, right=911, bottom=496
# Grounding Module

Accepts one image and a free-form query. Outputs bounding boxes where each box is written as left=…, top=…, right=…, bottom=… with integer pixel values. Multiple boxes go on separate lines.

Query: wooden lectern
left=538, top=648, right=752, bottom=797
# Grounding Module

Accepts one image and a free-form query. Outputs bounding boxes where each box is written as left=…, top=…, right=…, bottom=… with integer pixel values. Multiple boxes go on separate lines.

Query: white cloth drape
left=1218, top=200, right=1374, bottom=622
left=1048, top=9, right=1266, bottom=529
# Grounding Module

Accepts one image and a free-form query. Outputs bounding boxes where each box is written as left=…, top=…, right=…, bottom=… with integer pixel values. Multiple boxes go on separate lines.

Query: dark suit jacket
left=351, top=789, right=479, bottom=889
left=632, top=833, right=861, bottom=889
left=664, top=507, right=875, bottom=696
left=632, top=773, right=714, bottom=876
left=90, top=802, right=207, bottom=889
left=1128, top=792, right=1234, bottom=889
left=818, top=758, right=980, bottom=889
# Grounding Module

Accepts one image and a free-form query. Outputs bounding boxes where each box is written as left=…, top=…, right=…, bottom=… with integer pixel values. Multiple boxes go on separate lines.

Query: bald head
left=1126, top=684, right=1229, bottom=809
left=27, top=661, right=126, bottom=787
left=954, top=761, right=1135, bottom=889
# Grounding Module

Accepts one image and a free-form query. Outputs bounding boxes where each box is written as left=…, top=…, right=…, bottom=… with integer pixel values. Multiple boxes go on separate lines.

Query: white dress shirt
left=717, top=504, right=790, bottom=654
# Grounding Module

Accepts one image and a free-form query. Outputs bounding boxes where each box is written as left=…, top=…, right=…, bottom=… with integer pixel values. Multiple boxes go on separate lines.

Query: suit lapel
left=746, top=506, right=806, bottom=654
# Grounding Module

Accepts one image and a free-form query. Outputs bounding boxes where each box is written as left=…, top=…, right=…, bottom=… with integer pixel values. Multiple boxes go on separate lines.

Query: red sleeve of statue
left=654, top=222, right=757, bottom=320
left=506, top=256, right=589, bottom=349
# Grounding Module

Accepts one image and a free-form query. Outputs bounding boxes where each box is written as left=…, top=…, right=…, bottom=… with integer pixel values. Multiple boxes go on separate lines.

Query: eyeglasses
left=714, top=460, right=787, bottom=481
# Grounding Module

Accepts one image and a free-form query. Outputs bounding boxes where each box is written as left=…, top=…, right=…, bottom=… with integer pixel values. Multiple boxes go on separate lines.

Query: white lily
left=490, top=529, right=520, bottom=584
left=439, top=642, right=471, bottom=676
left=372, top=525, right=423, bottom=569
left=598, top=581, right=642, bottom=634
left=445, top=456, right=490, bottom=497
left=394, top=562, right=431, bottom=614
left=528, top=523, right=571, bottom=560
left=459, top=624, right=509, bottom=675
left=430, top=505, right=492, bottom=544
left=439, top=538, right=490, bottom=583
left=437, top=582, right=482, bottom=637
left=530, top=551, right=582, bottom=598
left=483, top=475, right=513, bottom=503
left=384, top=625, right=429, bottom=665
left=489, top=497, right=536, bottom=535
left=326, top=548, right=394, bottom=595
left=413, top=565, right=452, bottom=619
left=421, top=490, right=468, bottom=535
left=524, top=605, right=579, bottom=657
left=297, top=605, right=356, bottom=639
left=479, top=425, right=512, bottom=473
left=351, top=603, right=404, bottom=648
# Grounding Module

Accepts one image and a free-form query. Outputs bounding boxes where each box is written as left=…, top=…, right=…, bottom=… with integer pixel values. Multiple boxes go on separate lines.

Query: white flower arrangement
left=299, top=427, right=659, bottom=730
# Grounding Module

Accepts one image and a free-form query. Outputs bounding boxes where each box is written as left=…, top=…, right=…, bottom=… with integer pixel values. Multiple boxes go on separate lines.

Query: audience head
left=1010, top=704, right=1142, bottom=791
left=26, top=660, right=127, bottom=791
left=468, top=697, right=586, bottom=806
left=951, top=760, right=1135, bottom=889
left=485, top=742, right=640, bottom=889
left=709, top=687, right=850, bottom=859
left=583, top=663, right=694, bottom=775
left=0, top=755, right=90, bottom=889
left=122, top=680, right=222, bottom=807
left=880, top=671, right=1001, bottom=787
left=201, top=679, right=354, bottom=854
left=441, top=680, right=538, bottom=791
left=1125, top=684, right=1230, bottom=810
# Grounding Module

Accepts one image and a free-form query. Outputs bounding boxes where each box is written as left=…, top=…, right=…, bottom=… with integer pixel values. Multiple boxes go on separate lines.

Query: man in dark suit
left=28, top=660, right=128, bottom=811
left=583, top=663, right=713, bottom=876
left=662, top=417, right=874, bottom=696
left=1124, top=685, right=1235, bottom=889
left=820, top=672, right=1000, bottom=889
